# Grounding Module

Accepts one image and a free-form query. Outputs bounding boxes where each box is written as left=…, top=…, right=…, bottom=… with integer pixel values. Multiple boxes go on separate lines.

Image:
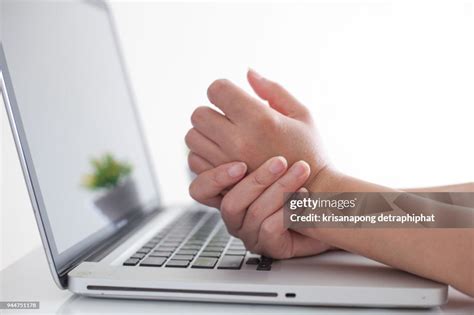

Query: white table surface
left=1, top=247, right=473, bottom=315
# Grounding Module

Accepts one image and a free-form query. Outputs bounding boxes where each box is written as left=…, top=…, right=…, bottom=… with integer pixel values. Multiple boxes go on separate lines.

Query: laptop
left=0, top=0, right=448, bottom=308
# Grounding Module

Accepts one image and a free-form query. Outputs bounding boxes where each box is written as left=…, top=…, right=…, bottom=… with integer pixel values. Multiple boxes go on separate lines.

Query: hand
left=188, top=156, right=332, bottom=259
left=185, top=69, right=329, bottom=188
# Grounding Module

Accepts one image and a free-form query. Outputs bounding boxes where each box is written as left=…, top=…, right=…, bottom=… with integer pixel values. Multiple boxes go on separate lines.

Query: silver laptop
left=0, top=0, right=448, bottom=308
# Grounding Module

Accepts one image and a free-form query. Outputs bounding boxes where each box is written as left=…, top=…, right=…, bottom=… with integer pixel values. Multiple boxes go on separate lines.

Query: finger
left=220, top=156, right=288, bottom=235
left=207, top=78, right=267, bottom=123
left=247, top=69, right=309, bottom=120
left=187, top=150, right=234, bottom=196
left=257, top=186, right=332, bottom=257
left=239, top=161, right=310, bottom=248
left=189, top=161, right=247, bottom=207
left=184, top=128, right=230, bottom=166
left=188, top=152, right=214, bottom=174
left=256, top=208, right=331, bottom=259
left=200, top=196, right=224, bottom=209
left=289, top=231, right=332, bottom=257
left=191, top=106, right=236, bottom=145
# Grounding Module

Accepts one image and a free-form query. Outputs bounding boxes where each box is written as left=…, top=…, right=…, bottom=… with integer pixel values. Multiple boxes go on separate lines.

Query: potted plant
left=83, top=154, right=139, bottom=222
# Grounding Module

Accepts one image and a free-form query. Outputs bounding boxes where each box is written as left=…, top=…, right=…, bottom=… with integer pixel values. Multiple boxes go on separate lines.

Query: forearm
left=305, top=167, right=474, bottom=297
left=309, top=228, right=473, bottom=296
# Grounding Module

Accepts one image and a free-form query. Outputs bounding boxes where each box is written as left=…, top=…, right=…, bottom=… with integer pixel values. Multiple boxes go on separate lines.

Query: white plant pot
left=93, top=179, right=139, bottom=222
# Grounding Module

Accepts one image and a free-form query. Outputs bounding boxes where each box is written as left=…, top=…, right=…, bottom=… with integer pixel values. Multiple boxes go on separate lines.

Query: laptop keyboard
left=122, top=210, right=273, bottom=271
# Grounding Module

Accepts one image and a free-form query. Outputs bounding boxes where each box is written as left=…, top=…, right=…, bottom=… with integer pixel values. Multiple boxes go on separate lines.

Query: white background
left=1, top=0, right=473, bottom=270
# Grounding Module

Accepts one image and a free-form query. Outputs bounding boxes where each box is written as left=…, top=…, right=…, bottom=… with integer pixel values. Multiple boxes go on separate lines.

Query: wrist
left=305, top=164, right=346, bottom=192
left=306, top=164, right=395, bottom=193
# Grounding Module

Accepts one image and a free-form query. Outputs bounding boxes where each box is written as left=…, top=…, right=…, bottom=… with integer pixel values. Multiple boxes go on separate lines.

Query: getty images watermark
left=0, top=301, right=40, bottom=310
left=284, top=192, right=474, bottom=228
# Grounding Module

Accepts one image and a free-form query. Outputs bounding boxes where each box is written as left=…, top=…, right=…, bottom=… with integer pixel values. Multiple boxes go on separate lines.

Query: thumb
left=247, top=68, right=309, bottom=120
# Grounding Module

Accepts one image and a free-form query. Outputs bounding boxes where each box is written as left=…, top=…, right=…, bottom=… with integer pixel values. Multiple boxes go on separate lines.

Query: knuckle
left=233, top=137, right=251, bottom=158
left=247, top=205, right=261, bottom=222
left=261, top=220, right=276, bottom=236
left=187, top=151, right=195, bottom=164
left=251, top=171, right=268, bottom=188
left=207, top=79, right=231, bottom=101
left=233, top=136, right=245, bottom=152
left=275, top=177, right=291, bottom=191
left=208, top=170, right=223, bottom=188
left=184, top=129, right=195, bottom=147
left=190, top=106, right=209, bottom=126
left=220, top=195, right=239, bottom=218
left=257, top=112, right=279, bottom=131
left=187, top=153, right=199, bottom=173
left=188, top=181, right=200, bottom=201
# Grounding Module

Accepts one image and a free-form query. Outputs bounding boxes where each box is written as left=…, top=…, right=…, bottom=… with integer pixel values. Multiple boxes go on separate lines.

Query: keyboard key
left=166, top=260, right=190, bottom=268
left=131, top=252, right=146, bottom=259
left=199, top=251, right=221, bottom=258
left=166, top=237, right=185, bottom=241
left=157, top=246, right=177, bottom=251
left=213, top=237, right=230, bottom=242
left=205, top=246, right=225, bottom=252
left=261, top=256, right=273, bottom=264
left=181, top=245, right=202, bottom=250
left=212, top=242, right=229, bottom=246
left=226, top=250, right=247, bottom=256
left=140, top=257, right=166, bottom=267
left=257, top=256, right=273, bottom=271
left=150, top=250, right=172, bottom=257
left=177, top=249, right=199, bottom=255
left=123, top=258, right=140, bottom=266
left=136, top=247, right=152, bottom=254
left=172, top=255, right=194, bottom=261
left=189, top=237, right=206, bottom=242
left=257, top=264, right=272, bottom=271
left=186, top=240, right=205, bottom=245
left=246, top=258, right=260, bottom=265
left=216, top=244, right=230, bottom=248
left=161, top=241, right=181, bottom=246
left=217, top=255, right=244, bottom=270
left=228, top=244, right=246, bottom=250
left=192, top=257, right=218, bottom=269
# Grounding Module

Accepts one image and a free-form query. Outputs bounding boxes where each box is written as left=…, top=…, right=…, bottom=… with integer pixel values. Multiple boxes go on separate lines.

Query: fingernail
left=227, top=162, right=247, bottom=177
left=269, top=157, right=286, bottom=174
left=249, top=68, right=264, bottom=81
left=290, top=161, right=309, bottom=177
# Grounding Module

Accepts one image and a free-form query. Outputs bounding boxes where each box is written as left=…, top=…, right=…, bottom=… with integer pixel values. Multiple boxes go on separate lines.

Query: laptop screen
left=1, top=0, right=158, bottom=273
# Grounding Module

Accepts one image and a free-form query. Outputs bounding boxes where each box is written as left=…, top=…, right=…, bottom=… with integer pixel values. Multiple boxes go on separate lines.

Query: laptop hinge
left=58, top=207, right=163, bottom=284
